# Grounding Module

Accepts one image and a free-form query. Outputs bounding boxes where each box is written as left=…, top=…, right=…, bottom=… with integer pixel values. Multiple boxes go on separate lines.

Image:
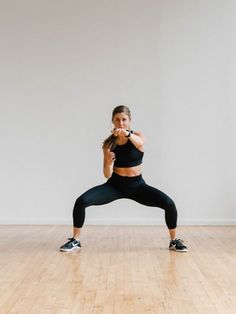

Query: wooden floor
left=0, top=225, right=235, bottom=314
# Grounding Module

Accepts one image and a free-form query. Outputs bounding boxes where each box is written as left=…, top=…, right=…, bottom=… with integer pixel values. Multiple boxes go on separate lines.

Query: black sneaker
left=169, top=238, right=188, bottom=252
left=60, top=238, right=81, bottom=252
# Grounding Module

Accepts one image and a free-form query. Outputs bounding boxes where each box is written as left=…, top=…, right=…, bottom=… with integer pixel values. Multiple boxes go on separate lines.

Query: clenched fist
left=104, top=148, right=116, bottom=165
left=111, top=128, right=129, bottom=138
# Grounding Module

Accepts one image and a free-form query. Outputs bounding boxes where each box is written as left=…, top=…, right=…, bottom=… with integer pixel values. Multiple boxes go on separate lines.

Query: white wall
left=0, top=0, right=235, bottom=225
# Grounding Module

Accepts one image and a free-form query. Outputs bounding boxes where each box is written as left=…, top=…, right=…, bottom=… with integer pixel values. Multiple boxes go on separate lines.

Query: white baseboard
left=86, top=218, right=236, bottom=225
left=0, top=218, right=235, bottom=225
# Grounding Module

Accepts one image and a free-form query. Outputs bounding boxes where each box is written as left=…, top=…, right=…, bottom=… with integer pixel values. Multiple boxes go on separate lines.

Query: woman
left=60, top=105, right=188, bottom=252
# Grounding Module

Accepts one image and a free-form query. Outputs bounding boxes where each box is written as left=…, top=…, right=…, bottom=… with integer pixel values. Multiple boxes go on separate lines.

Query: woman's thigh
left=129, top=183, right=175, bottom=209
left=78, top=181, right=125, bottom=207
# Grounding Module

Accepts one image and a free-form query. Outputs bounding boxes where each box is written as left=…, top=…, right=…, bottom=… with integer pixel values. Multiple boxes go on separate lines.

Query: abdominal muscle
left=113, top=164, right=142, bottom=177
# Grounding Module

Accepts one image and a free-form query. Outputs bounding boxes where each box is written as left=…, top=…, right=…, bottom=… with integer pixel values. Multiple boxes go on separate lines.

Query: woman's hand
left=103, top=148, right=115, bottom=178
left=111, top=128, right=129, bottom=138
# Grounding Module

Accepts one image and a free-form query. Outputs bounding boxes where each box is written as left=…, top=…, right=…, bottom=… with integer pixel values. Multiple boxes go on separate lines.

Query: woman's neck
left=116, top=137, right=129, bottom=145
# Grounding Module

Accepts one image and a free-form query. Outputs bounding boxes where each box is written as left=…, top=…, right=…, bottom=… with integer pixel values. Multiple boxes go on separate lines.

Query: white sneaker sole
left=60, top=246, right=81, bottom=252
left=169, top=246, right=188, bottom=252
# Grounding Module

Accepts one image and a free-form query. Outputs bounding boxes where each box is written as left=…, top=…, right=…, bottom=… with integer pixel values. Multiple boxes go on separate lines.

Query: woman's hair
left=102, top=105, right=131, bottom=150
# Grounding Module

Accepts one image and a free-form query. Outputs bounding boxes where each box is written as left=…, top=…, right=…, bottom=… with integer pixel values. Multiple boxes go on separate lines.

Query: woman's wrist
left=125, top=130, right=133, bottom=137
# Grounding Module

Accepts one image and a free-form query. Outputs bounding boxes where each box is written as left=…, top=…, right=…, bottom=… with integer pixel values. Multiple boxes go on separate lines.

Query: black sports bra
left=112, top=139, right=144, bottom=168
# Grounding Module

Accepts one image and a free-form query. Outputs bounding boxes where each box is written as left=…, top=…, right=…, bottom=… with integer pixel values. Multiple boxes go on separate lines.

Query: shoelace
left=174, top=239, right=186, bottom=246
left=67, top=237, right=77, bottom=242
left=67, top=237, right=81, bottom=247
left=176, top=238, right=184, bottom=243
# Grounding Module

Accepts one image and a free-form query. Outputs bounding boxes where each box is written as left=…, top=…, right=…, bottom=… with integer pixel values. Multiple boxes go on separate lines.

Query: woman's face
left=112, top=112, right=131, bottom=130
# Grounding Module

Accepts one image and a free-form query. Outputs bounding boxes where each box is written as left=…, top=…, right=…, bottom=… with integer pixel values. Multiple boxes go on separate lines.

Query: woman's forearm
left=129, top=132, right=145, bottom=148
left=103, top=164, right=113, bottom=178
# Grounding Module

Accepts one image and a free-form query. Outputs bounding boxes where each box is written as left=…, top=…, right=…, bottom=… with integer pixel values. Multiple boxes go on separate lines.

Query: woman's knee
left=165, top=197, right=177, bottom=212
left=164, top=198, right=177, bottom=229
left=73, top=195, right=88, bottom=213
left=74, top=194, right=89, bottom=208
left=73, top=196, right=87, bottom=227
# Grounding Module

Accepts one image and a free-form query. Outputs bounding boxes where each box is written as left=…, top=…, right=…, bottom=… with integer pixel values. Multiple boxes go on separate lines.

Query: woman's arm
left=103, top=147, right=115, bottom=178
left=112, top=128, right=145, bottom=150
left=128, top=131, right=145, bottom=150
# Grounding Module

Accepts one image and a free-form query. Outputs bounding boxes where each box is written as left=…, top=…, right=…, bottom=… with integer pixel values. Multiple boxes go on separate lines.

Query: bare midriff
left=113, top=164, right=142, bottom=177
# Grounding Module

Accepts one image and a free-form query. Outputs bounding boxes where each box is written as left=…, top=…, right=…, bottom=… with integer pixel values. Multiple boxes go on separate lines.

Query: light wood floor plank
left=0, top=225, right=235, bottom=314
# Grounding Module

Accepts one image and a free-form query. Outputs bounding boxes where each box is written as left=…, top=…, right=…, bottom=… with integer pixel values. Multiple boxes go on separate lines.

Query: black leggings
left=73, top=172, right=177, bottom=229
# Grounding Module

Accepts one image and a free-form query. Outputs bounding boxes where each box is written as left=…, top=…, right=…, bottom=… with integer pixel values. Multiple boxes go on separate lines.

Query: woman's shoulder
left=133, top=130, right=144, bottom=135
left=102, top=144, right=109, bottom=151
left=133, top=130, right=146, bottom=140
